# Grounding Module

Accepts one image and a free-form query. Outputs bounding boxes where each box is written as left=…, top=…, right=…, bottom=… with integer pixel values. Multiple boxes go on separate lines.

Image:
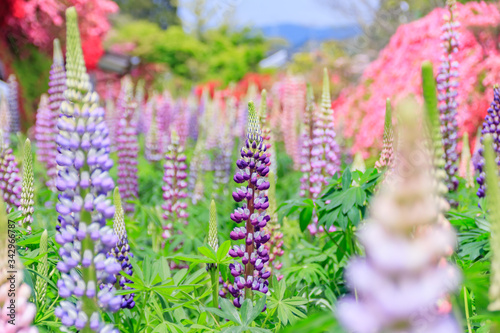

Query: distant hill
left=258, top=23, right=361, bottom=50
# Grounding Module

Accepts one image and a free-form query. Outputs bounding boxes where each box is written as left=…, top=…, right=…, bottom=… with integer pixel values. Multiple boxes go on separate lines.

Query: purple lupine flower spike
left=162, top=130, right=189, bottom=242
left=0, top=133, right=21, bottom=212
left=116, top=78, right=139, bottom=214
left=54, top=8, right=120, bottom=333
left=437, top=0, right=460, bottom=191
left=300, top=85, right=316, bottom=198
left=145, top=96, right=163, bottom=162
left=477, top=85, right=500, bottom=198
left=7, top=74, right=21, bottom=134
left=34, top=94, right=58, bottom=188
left=0, top=93, right=10, bottom=145
left=229, top=101, right=271, bottom=308
left=337, top=99, right=460, bottom=333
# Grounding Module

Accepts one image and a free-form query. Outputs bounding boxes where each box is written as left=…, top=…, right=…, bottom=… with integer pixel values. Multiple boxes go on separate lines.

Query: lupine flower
left=0, top=198, right=38, bottom=333
left=34, top=94, right=58, bottom=188
left=375, top=99, right=394, bottom=172
left=281, top=76, right=305, bottom=169
left=145, top=98, right=163, bottom=162
left=162, top=130, right=188, bottom=241
left=54, top=8, right=120, bottom=332
left=20, top=139, right=34, bottom=232
left=459, top=132, right=474, bottom=188
left=207, top=200, right=219, bottom=307
left=7, top=74, right=20, bottom=134
left=45, top=38, right=66, bottom=188
left=0, top=136, right=21, bottom=212
left=173, top=99, right=189, bottom=146
left=0, top=94, right=10, bottom=145
left=476, top=85, right=500, bottom=198
left=35, top=230, right=49, bottom=308
left=116, top=81, right=139, bottom=214
left=437, top=0, right=460, bottom=192
left=337, top=99, right=460, bottom=333
left=134, top=79, right=146, bottom=134
left=310, top=68, right=341, bottom=198
left=229, top=101, right=271, bottom=308
left=483, top=134, right=500, bottom=311
left=213, top=122, right=233, bottom=197
left=264, top=172, right=284, bottom=281
left=106, top=188, right=135, bottom=309
left=299, top=86, right=316, bottom=198
left=188, top=130, right=206, bottom=204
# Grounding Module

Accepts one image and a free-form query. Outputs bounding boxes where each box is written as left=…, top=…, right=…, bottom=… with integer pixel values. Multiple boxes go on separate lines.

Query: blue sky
left=178, top=0, right=372, bottom=28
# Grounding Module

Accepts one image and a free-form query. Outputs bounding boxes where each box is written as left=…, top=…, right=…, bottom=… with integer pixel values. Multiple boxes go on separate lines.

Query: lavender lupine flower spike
left=229, top=101, right=271, bottom=308
left=0, top=133, right=21, bottom=212
left=300, top=85, right=316, bottom=198
left=310, top=68, right=340, bottom=198
left=116, top=81, right=139, bottom=213
left=375, top=99, right=394, bottom=172
left=476, top=85, right=500, bottom=198
left=54, top=8, right=120, bottom=333
left=437, top=0, right=460, bottom=191
left=162, top=130, right=188, bottom=241
left=20, top=139, right=34, bottom=232
left=7, top=74, right=21, bottom=134
left=337, top=99, right=460, bottom=333
left=0, top=94, right=10, bottom=144
left=107, top=188, right=135, bottom=309
left=145, top=99, right=163, bottom=162
left=0, top=198, right=38, bottom=333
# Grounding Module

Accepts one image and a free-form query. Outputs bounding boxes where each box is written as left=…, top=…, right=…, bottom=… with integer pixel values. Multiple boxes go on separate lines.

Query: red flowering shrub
left=1, top=0, right=118, bottom=69
left=334, top=2, right=500, bottom=156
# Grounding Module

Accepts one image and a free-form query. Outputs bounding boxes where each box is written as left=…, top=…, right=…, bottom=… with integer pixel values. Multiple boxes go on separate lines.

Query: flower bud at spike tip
left=35, top=230, right=49, bottom=307
left=375, top=98, right=394, bottom=172
left=208, top=200, right=218, bottom=252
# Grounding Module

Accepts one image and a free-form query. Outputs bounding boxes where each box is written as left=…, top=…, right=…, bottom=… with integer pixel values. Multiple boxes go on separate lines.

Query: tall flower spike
left=0, top=197, right=38, bottom=333
left=229, top=101, right=271, bottom=308
left=437, top=0, right=460, bottom=191
left=375, top=99, right=394, bottom=172
left=7, top=74, right=21, bottom=133
left=145, top=98, right=163, bottom=162
left=0, top=133, right=21, bottom=212
left=310, top=68, right=341, bottom=199
left=35, top=94, right=57, bottom=188
left=20, top=139, right=34, bottom=232
left=208, top=199, right=218, bottom=252
left=35, top=229, right=49, bottom=308
left=162, top=129, right=189, bottom=241
left=422, top=61, right=451, bottom=217
left=106, top=188, right=135, bottom=309
left=45, top=38, right=66, bottom=189
left=264, top=172, right=284, bottom=280
left=483, top=134, right=500, bottom=311
left=300, top=85, right=316, bottom=198
left=116, top=80, right=139, bottom=214
left=476, top=85, right=500, bottom=198
left=459, top=132, right=474, bottom=188
left=337, top=98, right=460, bottom=333
left=0, top=93, right=10, bottom=145
left=54, top=8, right=119, bottom=333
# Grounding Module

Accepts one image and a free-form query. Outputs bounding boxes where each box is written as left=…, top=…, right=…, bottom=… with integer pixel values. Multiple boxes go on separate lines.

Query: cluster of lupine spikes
left=228, top=102, right=271, bottom=308
left=54, top=8, right=121, bottom=332
left=162, top=130, right=188, bottom=241
left=0, top=198, right=38, bottom=333
left=437, top=0, right=460, bottom=192
left=116, top=78, right=139, bottom=214
left=338, top=98, right=461, bottom=333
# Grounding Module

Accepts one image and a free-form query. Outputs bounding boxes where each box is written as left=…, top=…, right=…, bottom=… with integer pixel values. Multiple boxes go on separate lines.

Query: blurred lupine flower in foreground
left=264, top=172, right=284, bottom=281
left=134, top=79, right=145, bottom=134
left=459, top=132, right=474, bottom=188
left=229, top=101, right=271, bottom=308
left=116, top=80, right=139, bottom=214
left=437, top=0, right=460, bottom=192
left=20, top=139, right=34, bottom=232
left=0, top=198, right=38, bottom=333
left=7, top=74, right=20, bottom=134
left=483, top=134, right=500, bottom=311
left=299, top=86, right=316, bottom=198
left=374, top=99, right=394, bottom=172
left=162, top=130, right=188, bottom=241
left=35, top=230, right=49, bottom=309
left=105, top=188, right=135, bottom=309
left=281, top=76, right=305, bottom=169
left=476, top=85, right=500, bottom=198
left=337, top=99, right=460, bottom=333
left=0, top=133, right=21, bottom=212
left=144, top=98, right=163, bottom=162
left=54, top=8, right=120, bottom=332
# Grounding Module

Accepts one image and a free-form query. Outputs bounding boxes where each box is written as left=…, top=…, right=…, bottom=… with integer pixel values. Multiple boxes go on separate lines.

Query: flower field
left=3, top=1, right=500, bottom=332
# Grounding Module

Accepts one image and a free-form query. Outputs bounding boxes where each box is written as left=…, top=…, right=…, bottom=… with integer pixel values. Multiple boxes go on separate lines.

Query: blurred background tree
left=113, top=0, right=181, bottom=28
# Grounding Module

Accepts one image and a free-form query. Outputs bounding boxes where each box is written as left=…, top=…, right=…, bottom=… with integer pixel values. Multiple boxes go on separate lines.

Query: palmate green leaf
left=341, top=188, right=356, bottom=214
left=198, top=246, right=217, bottom=261
left=299, top=206, right=313, bottom=232
left=217, top=240, right=231, bottom=261
left=268, top=278, right=308, bottom=326
left=278, top=311, right=339, bottom=333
